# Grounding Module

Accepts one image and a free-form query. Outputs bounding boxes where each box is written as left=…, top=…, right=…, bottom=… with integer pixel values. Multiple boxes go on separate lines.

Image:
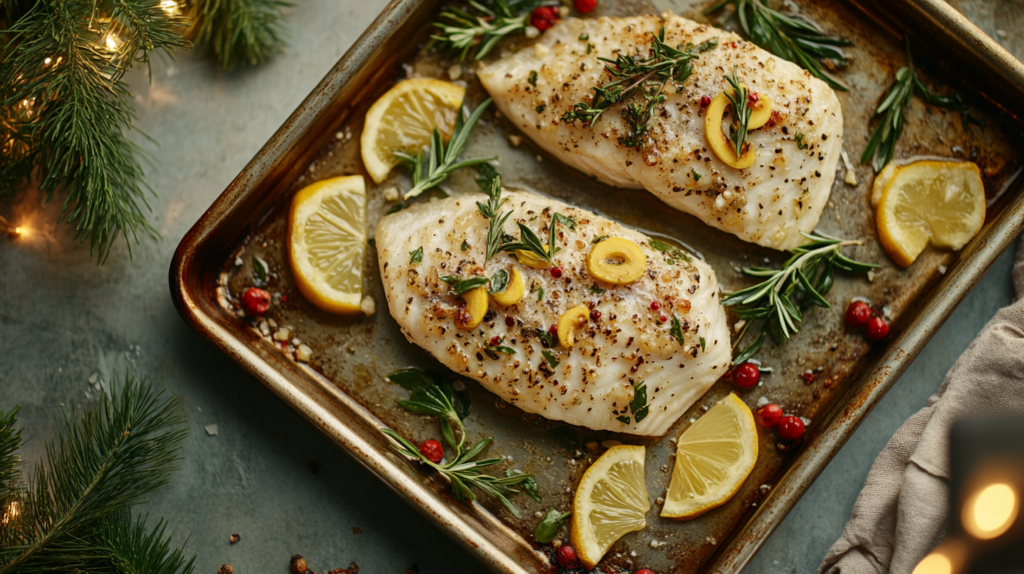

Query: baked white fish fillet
left=477, top=14, right=843, bottom=251
left=376, top=190, right=731, bottom=436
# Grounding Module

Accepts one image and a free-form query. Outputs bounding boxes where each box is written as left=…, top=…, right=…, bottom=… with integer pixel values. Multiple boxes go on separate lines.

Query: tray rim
left=169, top=0, right=1024, bottom=571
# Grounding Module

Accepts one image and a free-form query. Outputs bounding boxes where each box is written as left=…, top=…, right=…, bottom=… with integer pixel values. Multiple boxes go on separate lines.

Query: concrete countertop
left=0, top=1, right=1020, bottom=572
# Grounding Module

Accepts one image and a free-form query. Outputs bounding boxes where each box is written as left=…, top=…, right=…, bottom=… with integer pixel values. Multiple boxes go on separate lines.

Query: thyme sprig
left=861, top=41, right=980, bottom=171
left=723, top=68, right=752, bottom=157
left=430, top=0, right=541, bottom=61
left=476, top=171, right=513, bottom=262
left=704, top=0, right=851, bottom=91
left=397, top=99, right=496, bottom=200
left=562, top=27, right=718, bottom=147
left=382, top=370, right=533, bottom=517
left=723, top=234, right=876, bottom=363
left=500, top=213, right=575, bottom=265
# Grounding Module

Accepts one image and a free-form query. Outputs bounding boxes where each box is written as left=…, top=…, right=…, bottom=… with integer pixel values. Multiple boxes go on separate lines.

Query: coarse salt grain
left=296, top=344, right=313, bottom=363
left=447, top=64, right=461, bottom=81
left=508, top=134, right=522, bottom=147
left=524, top=25, right=540, bottom=39
left=273, top=328, right=290, bottom=341
left=361, top=295, right=376, bottom=316
left=258, top=321, right=270, bottom=336
left=383, top=186, right=400, bottom=202
left=756, top=396, right=770, bottom=407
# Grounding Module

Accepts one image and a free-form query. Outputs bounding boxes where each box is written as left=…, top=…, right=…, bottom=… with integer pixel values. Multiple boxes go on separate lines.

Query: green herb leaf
left=410, top=246, right=424, bottom=264
left=592, top=235, right=609, bottom=244
left=441, top=275, right=490, bottom=295
left=535, top=287, right=545, bottom=302
left=670, top=314, right=685, bottom=345
left=431, top=0, right=540, bottom=61
left=691, top=168, right=702, bottom=182
left=649, top=238, right=693, bottom=263
left=534, top=508, right=571, bottom=543
left=700, top=336, right=706, bottom=352
left=578, top=32, right=589, bottom=40
left=795, top=132, right=808, bottom=150
left=589, top=285, right=606, bottom=295
left=522, top=476, right=542, bottom=502
left=542, top=350, right=559, bottom=368
left=723, top=68, right=752, bottom=157
left=489, top=269, right=510, bottom=294
left=629, top=380, right=650, bottom=423
left=528, top=70, right=539, bottom=86
left=252, top=256, right=268, bottom=282
left=535, top=105, right=546, bottom=113
left=461, top=239, right=470, bottom=251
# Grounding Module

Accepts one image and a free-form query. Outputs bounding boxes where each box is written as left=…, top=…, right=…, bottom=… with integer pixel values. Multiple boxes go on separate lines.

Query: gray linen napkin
left=818, top=236, right=1024, bottom=574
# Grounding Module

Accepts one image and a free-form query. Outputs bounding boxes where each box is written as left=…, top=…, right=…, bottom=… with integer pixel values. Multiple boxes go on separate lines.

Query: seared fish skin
left=376, top=190, right=731, bottom=436
left=477, top=14, right=843, bottom=251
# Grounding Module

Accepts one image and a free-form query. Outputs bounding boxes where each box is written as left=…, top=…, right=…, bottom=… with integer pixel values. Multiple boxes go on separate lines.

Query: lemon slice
left=571, top=445, right=649, bottom=569
left=288, top=175, right=367, bottom=314
left=661, top=393, right=757, bottom=519
left=876, top=161, right=985, bottom=268
left=360, top=78, right=465, bottom=184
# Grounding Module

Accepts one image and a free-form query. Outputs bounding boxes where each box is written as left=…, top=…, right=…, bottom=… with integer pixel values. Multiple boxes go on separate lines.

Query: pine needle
left=1, top=0, right=189, bottom=262
left=0, top=408, right=23, bottom=501
left=189, top=0, right=291, bottom=70
left=0, top=375, right=191, bottom=574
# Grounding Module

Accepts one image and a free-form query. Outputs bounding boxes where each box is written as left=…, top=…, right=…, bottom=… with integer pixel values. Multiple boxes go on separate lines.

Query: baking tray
left=169, top=0, right=1024, bottom=571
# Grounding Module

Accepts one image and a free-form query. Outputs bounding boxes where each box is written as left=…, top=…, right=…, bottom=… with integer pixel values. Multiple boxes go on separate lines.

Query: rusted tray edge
left=169, top=0, right=1024, bottom=571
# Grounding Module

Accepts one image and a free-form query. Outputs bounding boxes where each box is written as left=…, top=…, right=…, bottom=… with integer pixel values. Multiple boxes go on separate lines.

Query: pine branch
left=1, top=0, right=189, bottom=262
left=93, top=512, right=196, bottom=574
left=0, top=375, right=189, bottom=574
left=189, top=0, right=291, bottom=70
left=0, top=408, right=24, bottom=501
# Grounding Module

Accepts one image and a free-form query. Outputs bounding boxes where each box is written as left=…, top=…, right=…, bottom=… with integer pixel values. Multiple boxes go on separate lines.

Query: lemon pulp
left=360, top=78, right=465, bottom=183
left=288, top=175, right=367, bottom=313
left=662, top=393, right=757, bottom=519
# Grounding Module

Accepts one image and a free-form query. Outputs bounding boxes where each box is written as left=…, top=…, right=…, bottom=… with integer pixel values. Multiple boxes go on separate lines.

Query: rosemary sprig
left=562, top=27, right=718, bottom=147
left=704, top=0, right=851, bottom=91
left=723, top=68, right=751, bottom=157
left=723, top=233, right=877, bottom=363
left=476, top=172, right=513, bottom=262
left=500, top=213, right=575, bottom=265
left=430, top=0, right=541, bottom=61
left=397, top=99, right=496, bottom=200
left=861, top=41, right=979, bottom=171
left=382, top=370, right=533, bottom=517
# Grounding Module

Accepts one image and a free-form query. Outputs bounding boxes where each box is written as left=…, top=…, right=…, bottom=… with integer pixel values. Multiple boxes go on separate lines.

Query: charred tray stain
left=175, top=0, right=1024, bottom=572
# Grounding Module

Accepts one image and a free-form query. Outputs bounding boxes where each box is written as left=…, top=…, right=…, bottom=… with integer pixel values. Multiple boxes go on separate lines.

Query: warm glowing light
left=2, top=502, right=18, bottom=525
left=160, top=0, right=180, bottom=14
left=105, top=33, right=121, bottom=50
left=44, top=57, right=52, bottom=64
left=963, top=482, right=1018, bottom=539
left=912, top=552, right=952, bottom=574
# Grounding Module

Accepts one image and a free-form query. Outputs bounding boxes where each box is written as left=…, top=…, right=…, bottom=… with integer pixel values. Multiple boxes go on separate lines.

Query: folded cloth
left=819, top=236, right=1024, bottom=574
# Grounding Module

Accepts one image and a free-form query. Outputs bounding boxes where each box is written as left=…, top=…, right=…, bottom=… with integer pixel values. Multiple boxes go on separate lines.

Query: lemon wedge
left=571, top=445, right=649, bottom=569
left=876, top=161, right=985, bottom=268
left=360, top=78, right=465, bottom=184
left=661, top=393, right=757, bottom=519
left=288, top=175, right=367, bottom=314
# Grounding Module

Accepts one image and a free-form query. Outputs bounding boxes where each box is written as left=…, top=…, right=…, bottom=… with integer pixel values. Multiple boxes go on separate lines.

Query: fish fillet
left=477, top=14, right=843, bottom=251
left=376, top=190, right=731, bottom=436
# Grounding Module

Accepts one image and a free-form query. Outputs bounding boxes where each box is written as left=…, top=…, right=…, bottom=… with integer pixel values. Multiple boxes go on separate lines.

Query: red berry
left=531, top=6, right=558, bottom=31
left=757, top=403, right=784, bottom=428
left=490, top=336, right=502, bottom=346
left=555, top=545, right=579, bottom=568
left=733, top=362, right=760, bottom=389
left=801, top=371, right=815, bottom=385
left=778, top=416, right=805, bottom=441
left=241, top=287, right=271, bottom=316
left=636, top=570, right=655, bottom=574
left=590, top=310, right=601, bottom=321
left=659, top=314, right=667, bottom=323
left=650, top=301, right=661, bottom=311
left=573, top=0, right=597, bottom=13
left=700, top=95, right=711, bottom=108
left=418, top=439, right=444, bottom=463
left=550, top=266, right=563, bottom=278
left=845, top=301, right=872, bottom=330
left=549, top=324, right=559, bottom=335
left=866, top=316, right=889, bottom=341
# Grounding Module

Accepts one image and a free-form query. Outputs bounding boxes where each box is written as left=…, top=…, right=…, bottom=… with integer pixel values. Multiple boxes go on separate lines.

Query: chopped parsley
left=670, top=315, right=685, bottom=346
left=615, top=380, right=650, bottom=424
left=461, top=239, right=469, bottom=251
left=542, top=350, right=559, bottom=368
left=691, top=168, right=702, bottom=182
left=795, top=132, right=808, bottom=150
left=528, top=70, right=538, bottom=86
left=409, top=246, right=423, bottom=264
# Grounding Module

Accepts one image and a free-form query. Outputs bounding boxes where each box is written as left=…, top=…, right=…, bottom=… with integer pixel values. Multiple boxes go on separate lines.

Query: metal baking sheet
left=169, top=0, right=1024, bottom=571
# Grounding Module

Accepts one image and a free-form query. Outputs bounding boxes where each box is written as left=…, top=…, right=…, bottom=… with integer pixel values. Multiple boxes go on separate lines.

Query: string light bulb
left=160, top=0, right=180, bottom=15
left=962, top=482, right=1018, bottom=540
left=105, top=33, right=122, bottom=51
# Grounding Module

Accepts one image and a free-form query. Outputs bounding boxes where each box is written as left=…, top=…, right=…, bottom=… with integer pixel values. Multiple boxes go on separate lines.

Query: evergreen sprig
left=723, top=234, right=876, bottom=363
left=396, top=99, right=496, bottom=200
left=382, top=370, right=534, bottom=517
left=704, top=0, right=851, bottom=91
left=430, top=0, right=541, bottom=61
left=0, top=376, right=193, bottom=574
left=861, top=40, right=979, bottom=171
left=723, top=68, right=751, bottom=157
left=189, top=0, right=291, bottom=70
left=562, top=27, right=718, bottom=147
left=1, top=0, right=189, bottom=262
